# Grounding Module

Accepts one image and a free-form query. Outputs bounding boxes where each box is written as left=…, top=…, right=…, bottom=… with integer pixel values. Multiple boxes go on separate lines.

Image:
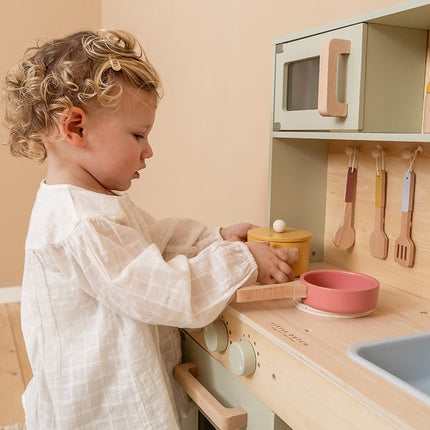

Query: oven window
left=286, top=57, right=320, bottom=111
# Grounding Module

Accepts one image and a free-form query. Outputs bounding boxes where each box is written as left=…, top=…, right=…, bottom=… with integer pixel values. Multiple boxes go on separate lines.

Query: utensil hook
left=401, top=145, right=423, bottom=173
left=345, top=146, right=358, bottom=172
left=371, top=145, right=385, bottom=176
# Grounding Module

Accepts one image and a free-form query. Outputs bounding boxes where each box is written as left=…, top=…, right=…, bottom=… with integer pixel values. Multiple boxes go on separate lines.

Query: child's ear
left=58, top=107, right=86, bottom=147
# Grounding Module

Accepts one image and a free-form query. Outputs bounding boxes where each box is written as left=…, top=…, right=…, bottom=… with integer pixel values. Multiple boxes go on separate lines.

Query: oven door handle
left=318, top=38, right=351, bottom=118
left=174, top=362, right=247, bottom=430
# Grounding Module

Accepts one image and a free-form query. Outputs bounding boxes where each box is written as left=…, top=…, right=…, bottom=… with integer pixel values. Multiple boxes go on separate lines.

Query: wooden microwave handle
left=173, top=362, right=247, bottom=430
left=318, top=38, right=351, bottom=118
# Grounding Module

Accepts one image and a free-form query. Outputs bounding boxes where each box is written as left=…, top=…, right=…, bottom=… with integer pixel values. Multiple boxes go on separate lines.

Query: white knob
left=204, top=320, right=228, bottom=352
left=273, top=219, right=286, bottom=233
left=228, top=340, right=256, bottom=376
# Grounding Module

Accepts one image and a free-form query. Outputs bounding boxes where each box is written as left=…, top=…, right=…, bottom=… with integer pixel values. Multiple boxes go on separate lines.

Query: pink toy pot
left=299, top=270, right=379, bottom=314
left=235, top=269, right=380, bottom=315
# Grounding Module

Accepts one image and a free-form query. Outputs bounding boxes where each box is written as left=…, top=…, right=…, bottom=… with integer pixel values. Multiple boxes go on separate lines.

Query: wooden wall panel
left=324, top=140, right=430, bottom=299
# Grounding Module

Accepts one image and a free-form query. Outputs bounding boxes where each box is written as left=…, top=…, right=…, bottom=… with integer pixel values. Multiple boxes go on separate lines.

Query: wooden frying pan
left=235, top=270, right=379, bottom=314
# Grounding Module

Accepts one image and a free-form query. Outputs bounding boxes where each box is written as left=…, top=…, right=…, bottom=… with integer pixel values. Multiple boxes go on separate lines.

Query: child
left=3, top=29, right=296, bottom=429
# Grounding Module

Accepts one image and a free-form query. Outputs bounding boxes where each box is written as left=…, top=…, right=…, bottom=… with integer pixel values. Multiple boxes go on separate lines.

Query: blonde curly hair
left=3, top=29, right=162, bottom=162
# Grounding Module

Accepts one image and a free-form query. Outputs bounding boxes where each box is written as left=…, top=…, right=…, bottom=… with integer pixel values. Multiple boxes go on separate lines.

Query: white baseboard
left=0, top=286, right=22, bottom=303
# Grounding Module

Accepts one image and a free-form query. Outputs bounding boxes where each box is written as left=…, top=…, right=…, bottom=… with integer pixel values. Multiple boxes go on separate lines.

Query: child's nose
left=142, top=142, right=153, bottom=159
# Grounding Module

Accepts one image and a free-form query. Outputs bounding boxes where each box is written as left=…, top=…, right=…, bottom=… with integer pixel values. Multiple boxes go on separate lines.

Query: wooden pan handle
left=173, top=362, right=247, bottom=430
left=318, top=38, right=351, bottom=117
left=234, top=279, right=308, bottom=303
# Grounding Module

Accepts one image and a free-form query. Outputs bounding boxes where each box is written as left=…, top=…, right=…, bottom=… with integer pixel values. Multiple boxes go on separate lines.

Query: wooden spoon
left=369, top=170, right=389, bottom=259
left=333, top=167, right=357, bottom=249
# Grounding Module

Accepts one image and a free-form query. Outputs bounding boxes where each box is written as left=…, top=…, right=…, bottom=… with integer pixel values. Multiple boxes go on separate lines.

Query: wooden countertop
left=227, top=263, right=430, bottom=429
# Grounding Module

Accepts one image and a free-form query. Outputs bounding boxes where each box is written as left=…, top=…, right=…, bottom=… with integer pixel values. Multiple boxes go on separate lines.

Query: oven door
left=273, top=23, right=366, bottom=131
left=176, top=331, right=291, bottom=430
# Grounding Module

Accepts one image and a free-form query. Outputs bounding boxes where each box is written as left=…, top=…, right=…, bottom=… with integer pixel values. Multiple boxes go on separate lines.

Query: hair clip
left=109, top=57, right=122, bottom=71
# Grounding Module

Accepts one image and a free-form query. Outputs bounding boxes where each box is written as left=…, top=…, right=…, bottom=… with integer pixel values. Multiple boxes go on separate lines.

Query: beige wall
left=0, top=1, right=101, bottom=286
left=0, top=0, right=406, bottom=286
left=101, top=0, right=405, bottom=226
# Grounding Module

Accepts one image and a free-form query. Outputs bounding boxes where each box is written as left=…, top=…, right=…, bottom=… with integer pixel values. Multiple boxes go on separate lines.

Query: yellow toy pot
left=247, top=225, right=312, bottom=277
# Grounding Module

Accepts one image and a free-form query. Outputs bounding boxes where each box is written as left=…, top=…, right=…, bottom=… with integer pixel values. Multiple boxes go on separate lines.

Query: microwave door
left=273, top=23, right=366, bottom=131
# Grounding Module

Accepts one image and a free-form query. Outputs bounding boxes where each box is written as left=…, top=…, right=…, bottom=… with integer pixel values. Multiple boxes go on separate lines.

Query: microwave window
left=198, top=411, right=216, bottom=429
left=286, top=57, right=320, bottom=111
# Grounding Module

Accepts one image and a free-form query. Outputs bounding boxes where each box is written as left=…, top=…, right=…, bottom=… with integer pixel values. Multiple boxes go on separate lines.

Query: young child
left=3, top=29, right=296, bottom=429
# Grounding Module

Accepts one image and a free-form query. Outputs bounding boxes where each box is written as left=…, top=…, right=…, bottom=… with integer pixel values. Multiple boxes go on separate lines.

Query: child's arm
left=139, top=211, right=255, bottom=258
left=137, top=209, right=223, bottom=258
left=71, top=217, right=258, bottom=328
left=220, top=223, right=258, bottom=242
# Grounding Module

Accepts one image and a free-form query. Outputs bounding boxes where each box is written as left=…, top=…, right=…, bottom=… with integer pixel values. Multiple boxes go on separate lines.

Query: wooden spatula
left=333, top=167, right=357, bottom=249
left=394, top=171, right=415, bottom=267
left=370, top=170, right=388, bottom=259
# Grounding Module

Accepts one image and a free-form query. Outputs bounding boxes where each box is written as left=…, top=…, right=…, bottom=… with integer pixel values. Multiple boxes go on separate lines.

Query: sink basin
left=348, top=332, right=430, bottom=406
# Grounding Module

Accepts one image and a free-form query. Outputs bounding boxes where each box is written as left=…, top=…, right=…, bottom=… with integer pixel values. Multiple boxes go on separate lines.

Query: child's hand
left=220, top=223, right=258, bottom=242
left=246, top=241, right=297, bottom=284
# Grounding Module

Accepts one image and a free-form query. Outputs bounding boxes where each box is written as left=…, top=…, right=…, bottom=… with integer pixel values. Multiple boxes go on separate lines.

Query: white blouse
left=21, top=183, right=258, bottom=429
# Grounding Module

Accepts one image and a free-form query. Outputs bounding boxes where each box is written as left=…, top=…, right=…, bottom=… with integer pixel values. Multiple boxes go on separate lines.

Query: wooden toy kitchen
left=176, top=2, right=430, bottom=429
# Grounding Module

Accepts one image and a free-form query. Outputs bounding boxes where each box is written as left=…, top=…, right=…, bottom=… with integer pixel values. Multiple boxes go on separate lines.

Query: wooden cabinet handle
left=173, top=362, right=247, bottom=430
left=318, top=38, right=351, bottom=117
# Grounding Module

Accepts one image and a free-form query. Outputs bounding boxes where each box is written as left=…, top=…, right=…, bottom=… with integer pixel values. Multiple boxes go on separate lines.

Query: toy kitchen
left=176, top=2, right=430, bottom=429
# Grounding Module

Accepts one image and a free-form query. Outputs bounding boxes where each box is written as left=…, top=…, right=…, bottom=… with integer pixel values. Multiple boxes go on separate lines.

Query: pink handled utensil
left=333, top=167, right=357, bottom=249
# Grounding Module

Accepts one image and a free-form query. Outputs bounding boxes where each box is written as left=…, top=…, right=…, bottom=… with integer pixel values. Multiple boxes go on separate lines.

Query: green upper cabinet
left=273, top=23, right=427, bottom=133
left=271, top=1, right=430, bottom=141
